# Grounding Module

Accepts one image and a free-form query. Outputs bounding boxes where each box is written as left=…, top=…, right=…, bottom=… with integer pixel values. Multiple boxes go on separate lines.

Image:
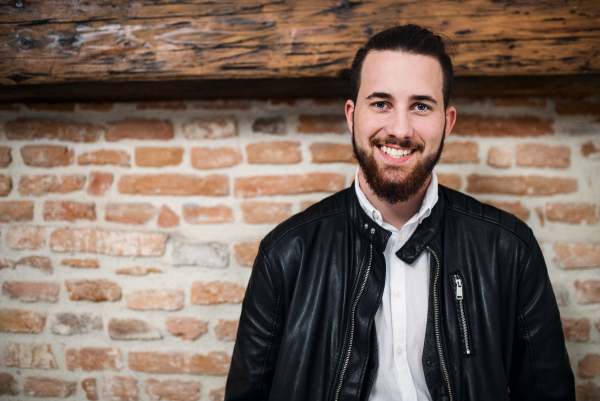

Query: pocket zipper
left=453, top=275, right=471, bottom=355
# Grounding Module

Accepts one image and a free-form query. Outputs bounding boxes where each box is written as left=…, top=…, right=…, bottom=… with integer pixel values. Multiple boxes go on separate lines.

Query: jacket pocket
left=450, top=271, right=474, bottom=357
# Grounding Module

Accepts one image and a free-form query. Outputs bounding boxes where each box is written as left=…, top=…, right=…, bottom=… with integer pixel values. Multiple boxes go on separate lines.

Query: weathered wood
left=1, top=0, right=599, bottom=86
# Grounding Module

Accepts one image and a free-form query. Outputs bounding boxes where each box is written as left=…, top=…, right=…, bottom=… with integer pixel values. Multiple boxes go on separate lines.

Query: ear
left=345, top=100, right=355, bottom=134
left=444, top=106, right=457, bottom=140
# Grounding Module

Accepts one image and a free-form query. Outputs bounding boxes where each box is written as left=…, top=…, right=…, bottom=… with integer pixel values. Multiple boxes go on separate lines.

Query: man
left=226, top=25, right=575, bottom=401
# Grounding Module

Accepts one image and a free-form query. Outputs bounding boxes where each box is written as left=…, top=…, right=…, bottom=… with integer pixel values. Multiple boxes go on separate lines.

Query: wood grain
left=1, top=0, right=599, bottom=86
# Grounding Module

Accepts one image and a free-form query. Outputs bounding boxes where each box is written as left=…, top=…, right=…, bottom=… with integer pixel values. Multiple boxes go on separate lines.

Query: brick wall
left=0, top=97, right=599, bottom=400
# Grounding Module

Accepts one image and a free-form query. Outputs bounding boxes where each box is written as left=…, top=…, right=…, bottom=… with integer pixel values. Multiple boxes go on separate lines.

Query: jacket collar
left=347, top=181, right=445, bottom=261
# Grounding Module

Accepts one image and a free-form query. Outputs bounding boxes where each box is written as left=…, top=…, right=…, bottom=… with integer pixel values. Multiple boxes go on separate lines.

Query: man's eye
left=416, top=104, right=429, bottom=111
left=374, top=101, right=386, bottom=109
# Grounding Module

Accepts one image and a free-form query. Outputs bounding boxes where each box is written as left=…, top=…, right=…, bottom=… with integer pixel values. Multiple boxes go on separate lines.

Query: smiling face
left=346, top=50, right=456, bottom=204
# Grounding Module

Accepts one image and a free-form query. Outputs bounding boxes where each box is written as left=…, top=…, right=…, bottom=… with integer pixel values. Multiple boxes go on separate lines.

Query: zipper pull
left=454, top=276, right=463, bottom=300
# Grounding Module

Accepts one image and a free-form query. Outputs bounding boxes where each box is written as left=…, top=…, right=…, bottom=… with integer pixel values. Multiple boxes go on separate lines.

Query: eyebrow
left=410, top=95, right=438, bottom=105
left=365, top=92, right=394, bottom=100
left=365, top=92, right=438, bottom=105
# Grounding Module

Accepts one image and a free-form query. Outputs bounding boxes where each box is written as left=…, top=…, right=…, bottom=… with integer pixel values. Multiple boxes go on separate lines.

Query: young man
left=226, top=25, right=575, bottom=401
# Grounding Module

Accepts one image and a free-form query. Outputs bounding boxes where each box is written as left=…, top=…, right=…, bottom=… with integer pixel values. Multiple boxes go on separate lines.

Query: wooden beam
left=1, top=0, right=599, bottom=86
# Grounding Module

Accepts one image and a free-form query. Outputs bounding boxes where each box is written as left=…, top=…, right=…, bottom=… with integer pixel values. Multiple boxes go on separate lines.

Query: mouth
left=378, top=145, right=416, bottom=159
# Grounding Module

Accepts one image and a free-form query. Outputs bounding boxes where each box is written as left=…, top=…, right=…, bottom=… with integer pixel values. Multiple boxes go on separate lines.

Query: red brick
left=0, top=174, right=12, bottom=196
left=0, top=259, right=16, bottom=270
left=297, top=115, right=347, bottom=134
left=19, top=174, right=85, bottom=196
left=137, top=101, right=185, bottom=110
left=575, top=280, right=600, bottom=304
left=515, top=144, right=570, bottom=168
left=554, top=243, right=600, bottom=269
left=82, top=378, right=99, bottom=401
left=187, top=351, right=231, bottom=376
left=233, top=242, right=259, bottom=267
left=106, top=203, right=157, bottom=225
left=4, top=343, right=58, bottom=369
left=556, top=99, right=600, bottom=116
left=158, top=204, right=179, bottom=228
left=235, top=173, right=344, bottom=198
left=246, top=141, right=301, bottom=164
left=78, top=102, right=114, bottom=111
left=129, top=352, right=185, bottom=374
left=87, top=171, right=113, bottom=196
left=0, top=146, right=12, bottom=167
left=436, top=173, right=462, bottom=191
left=115, top=266, right=162, bottom=276
left=192, top=100, right=250, bottom=110
left=0, top=200, right=34, bottom=222
left=190, top=147, right=242, bottom=170
left=61, top=258, right=99, bottom=268
left=439, top=141, right=479, bottom=163
left=452, top=115, right=553, bottom=137
left=483, top=200, right=530, bottom=222
left=182, top=118, right=237, bottom=139
left=51, top=312, right=102, bottom=335
left=0, top=309, right=46, bottom=333
left=547, top=202, right=599, bottom=224
left=310, top=143, right=356, bottom=163
left=5, top=118, right=103, bottom=142
left=561, top=317, right=590, bottom=342
left=209, top=387, right=225, bottom=401
left=165, top=316, right=208, bottom=341
left=270, top=98, right=297, bottom=106
left=102, top=376, right=138, bottom=401
left=582, top=141, right=600, bottom=159
left=65, top=279, right=121, bottom=302
left=50, top=228, right=167, bottom=256
left=214, top=319, right=238, bottom=342
left=21, top=145, right=74, bottom=168
left=252, top=117, right=286, bottom=135
left=241, top=201, right=292, bottom=224
left=44, top=201, right=96, bottom=222
left=576, top=382, right=600, bottom=401
left=25, top=102, right=75, bottom=112
left=66, top=347, right=123, bottom=371
left=579, top=354, right=600, bottom=379
left=6, top=226, right=45, bottom=250
left=119, top=174, right=229, bottom=196
left=466, top=174, right=577, bottom=196
left=126, top=289, right=183, bottom=311
left=486, top=146, right=512, bottom=168
left=135, top=147, right=183, bottom=167
left=190, top=281, right=245, bottom=305
left=78, top=150, right=131, bottom=167
left=145, top=379, right=201, bottom=401
left=106, top=119, right=174, bottom=141
left=2, top=281, right=60, bottom=302
left=16, top=256, right=53, bottom=274
left=108, top=318, right=161, bottom=340
left=535, top=206, right=545, bottom=227
left=182, top=205, right=234, bottom=224
left=492, top=98, right=547, bottom=108
left=0, top=372, right=19, bottom=396
left=24, top=377, right=77, bottom=398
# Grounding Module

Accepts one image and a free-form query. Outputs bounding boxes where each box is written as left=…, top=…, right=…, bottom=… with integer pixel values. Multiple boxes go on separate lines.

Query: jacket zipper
left=428, top=247, right=453, bottom=401
left=453, top=274, right=471, bottom=355
left=334, top=244, right=373, bottom=401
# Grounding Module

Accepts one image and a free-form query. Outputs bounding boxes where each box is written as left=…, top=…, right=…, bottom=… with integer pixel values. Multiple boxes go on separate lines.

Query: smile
left=379, top=145, right=415, bottom=159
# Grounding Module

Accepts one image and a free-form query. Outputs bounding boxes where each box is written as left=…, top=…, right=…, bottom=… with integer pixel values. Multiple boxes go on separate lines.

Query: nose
left=385, top=109, right=413, bottom=139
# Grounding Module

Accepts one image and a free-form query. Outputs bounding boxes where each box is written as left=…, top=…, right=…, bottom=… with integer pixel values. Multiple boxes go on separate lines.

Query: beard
left=352, top=126, right=445, bottom=204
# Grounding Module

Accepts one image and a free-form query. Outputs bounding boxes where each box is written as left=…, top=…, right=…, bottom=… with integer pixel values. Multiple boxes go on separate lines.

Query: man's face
left=346, top=50, right=456, bottom=204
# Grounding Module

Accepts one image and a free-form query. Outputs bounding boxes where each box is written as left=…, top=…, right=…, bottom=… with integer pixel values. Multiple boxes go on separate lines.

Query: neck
left=358, top=170, right=431, bottom=231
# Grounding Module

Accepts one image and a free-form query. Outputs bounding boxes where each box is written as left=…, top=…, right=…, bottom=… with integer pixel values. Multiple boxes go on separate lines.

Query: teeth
left=381, top=145, right=412, bottom=159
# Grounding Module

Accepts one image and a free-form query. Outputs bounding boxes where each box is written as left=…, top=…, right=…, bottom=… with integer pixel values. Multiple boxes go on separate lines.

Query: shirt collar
left=354, top=168, right=439, bottom=232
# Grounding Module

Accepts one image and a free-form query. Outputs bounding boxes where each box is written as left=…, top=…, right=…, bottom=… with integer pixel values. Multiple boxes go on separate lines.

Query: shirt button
left=396, top=235, right=403, bottom=243
left=394, top=291, right=401, bottom=298
left=372, top=211, right=380, bottom=220
left=396, top=347, right=402, bottom=355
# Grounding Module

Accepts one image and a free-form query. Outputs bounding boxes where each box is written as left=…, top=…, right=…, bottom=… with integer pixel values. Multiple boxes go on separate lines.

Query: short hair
left=350, top=24, right=454, bottom=108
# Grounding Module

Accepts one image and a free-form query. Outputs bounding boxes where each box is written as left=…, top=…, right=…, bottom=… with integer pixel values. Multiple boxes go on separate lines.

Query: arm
left=508, top=236, right=575, bottom=400
left=225, top=246, right=284, bottom=401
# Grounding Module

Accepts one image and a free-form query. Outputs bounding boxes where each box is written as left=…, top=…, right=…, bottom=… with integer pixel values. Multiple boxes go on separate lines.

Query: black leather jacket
left=226, top=184, right=575, bottom=401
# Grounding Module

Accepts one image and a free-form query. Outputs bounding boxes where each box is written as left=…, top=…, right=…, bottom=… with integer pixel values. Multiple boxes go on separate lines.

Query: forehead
left=359, top=50, right=444, bottom=100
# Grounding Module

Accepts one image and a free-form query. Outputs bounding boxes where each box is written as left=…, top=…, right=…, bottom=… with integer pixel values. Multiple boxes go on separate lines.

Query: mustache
left=369, top=137, right=425, bottom=152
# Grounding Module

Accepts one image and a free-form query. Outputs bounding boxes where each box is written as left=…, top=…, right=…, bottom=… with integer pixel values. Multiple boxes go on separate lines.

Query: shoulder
left=439, top=185, right=534, bottom=250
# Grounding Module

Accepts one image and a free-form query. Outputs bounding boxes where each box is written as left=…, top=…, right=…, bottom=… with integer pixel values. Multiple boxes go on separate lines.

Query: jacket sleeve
left=508, top=235, right=575, bottom=400
left=225, top=245, right=284, bottom=401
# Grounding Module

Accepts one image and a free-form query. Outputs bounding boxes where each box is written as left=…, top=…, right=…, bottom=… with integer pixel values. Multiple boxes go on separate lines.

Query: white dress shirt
left=355, top=169, right=438, bottom=401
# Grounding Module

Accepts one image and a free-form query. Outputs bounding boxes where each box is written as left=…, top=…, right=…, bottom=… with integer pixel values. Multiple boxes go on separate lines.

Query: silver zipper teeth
left=428, top=247, right=453, bottom=401
left=334, top=244, right=373, bottom=401
left=454, top=275, right=471, bottom=355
